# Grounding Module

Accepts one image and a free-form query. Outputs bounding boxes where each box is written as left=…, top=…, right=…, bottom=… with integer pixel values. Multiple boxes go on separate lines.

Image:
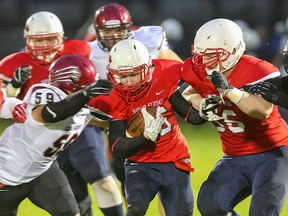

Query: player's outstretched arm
left=244, top=76, right=288, bottom=109
left=34, top=80, right=113, bottom=123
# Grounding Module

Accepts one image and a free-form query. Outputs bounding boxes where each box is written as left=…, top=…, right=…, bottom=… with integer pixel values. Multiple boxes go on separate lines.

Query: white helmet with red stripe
left=24, top=11, right=64, bottom=65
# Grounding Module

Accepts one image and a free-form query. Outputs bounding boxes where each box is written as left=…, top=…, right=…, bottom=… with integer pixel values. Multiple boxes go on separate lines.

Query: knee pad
left=91, top=175, right=122, bottom=208
left=126, top=206, right=145, bottom=216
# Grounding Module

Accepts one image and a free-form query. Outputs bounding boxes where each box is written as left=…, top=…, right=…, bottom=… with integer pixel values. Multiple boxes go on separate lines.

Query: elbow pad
left=41, top=90, right=90, bottom=123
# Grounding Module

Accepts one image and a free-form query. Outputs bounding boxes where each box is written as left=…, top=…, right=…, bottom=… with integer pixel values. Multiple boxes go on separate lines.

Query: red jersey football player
left=0, top=11, right=123, bottom=216
left=88, top=39, right=199, bottom=216
left=179, top=18, right=288, bottom=216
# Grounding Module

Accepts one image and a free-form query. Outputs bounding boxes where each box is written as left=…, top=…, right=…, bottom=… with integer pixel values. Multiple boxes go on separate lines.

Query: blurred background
left=1, top=0, right=288, bottom=68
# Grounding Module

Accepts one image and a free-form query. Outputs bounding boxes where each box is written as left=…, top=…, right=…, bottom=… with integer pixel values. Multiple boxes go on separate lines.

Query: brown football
left=126, top=106, right=157, bottom=138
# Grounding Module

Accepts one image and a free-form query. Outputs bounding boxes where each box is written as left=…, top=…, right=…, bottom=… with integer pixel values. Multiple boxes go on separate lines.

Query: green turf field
left=1, top=119, right=287, bottom=215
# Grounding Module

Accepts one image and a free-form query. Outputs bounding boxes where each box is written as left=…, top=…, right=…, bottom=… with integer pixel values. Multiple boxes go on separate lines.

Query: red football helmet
left=49, top=54, right=97, bottom=94
left=94, top=3, right=132, bottom=51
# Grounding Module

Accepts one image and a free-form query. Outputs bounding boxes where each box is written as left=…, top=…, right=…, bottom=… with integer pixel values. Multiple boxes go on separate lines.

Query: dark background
left=1, top=0, right=288, bottom=62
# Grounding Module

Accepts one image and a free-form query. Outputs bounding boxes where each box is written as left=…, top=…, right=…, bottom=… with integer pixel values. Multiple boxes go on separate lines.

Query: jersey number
left=216, top=110, right=244, bottom=133
left=44, top=133, right=78, bottom=157
left=158, top=106, right=172, bottom=136
left=35, top=92, right=54, bottom=104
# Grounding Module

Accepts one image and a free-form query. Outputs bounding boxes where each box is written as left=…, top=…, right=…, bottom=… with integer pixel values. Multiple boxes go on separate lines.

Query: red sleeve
left=62, top=40, right=92, bottom=59
left=181, top=58, right=216, bottom=97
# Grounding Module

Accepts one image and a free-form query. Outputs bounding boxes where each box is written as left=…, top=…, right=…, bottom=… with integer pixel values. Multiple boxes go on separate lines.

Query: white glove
left=199, top=94, right=223, bottom=121
left=142, top=107, right=163, bottom=142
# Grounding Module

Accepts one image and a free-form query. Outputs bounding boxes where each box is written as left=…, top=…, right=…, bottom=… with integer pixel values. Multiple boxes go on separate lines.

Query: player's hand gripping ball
left=126, top=106, right=157, bottom=138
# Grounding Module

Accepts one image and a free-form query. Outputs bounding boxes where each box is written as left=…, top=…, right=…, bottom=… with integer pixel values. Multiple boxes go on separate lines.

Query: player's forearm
left=234, top=92, right=273, bottom=119
left=41, top=90, right=90, bottom=123
left=169, top=90, right=206, bottom=125
left=109, top=119, right=152, bottom=158
left=110, top=135, right=148, bottom=158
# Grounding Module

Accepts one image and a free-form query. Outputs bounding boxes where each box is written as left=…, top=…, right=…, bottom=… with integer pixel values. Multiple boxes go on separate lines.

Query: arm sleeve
left=108, top=120, right=151, bottom=158
left=169, top=90, right=206, bottom=125
left=281, top=76, right=288, bottom=94
left=273, top=92, right=288, bottom=109
left=41, top=90, right=90, bottom=123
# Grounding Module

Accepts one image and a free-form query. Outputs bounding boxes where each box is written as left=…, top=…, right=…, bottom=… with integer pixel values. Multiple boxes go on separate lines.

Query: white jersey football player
left=0, top=54, right=113, bottom=216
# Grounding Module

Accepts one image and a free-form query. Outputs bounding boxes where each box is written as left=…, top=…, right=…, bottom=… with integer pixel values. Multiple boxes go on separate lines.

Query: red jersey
left=0, top=40, right=91, bottom=100
left=181, top=55, right=288, bottom=156
left=89, top=59, right=193, bottom=172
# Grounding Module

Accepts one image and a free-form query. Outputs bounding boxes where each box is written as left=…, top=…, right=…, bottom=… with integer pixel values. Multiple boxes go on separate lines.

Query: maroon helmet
left=49, top=54, right=97, bottom=94
left=94, top=3, right=132, bottom=51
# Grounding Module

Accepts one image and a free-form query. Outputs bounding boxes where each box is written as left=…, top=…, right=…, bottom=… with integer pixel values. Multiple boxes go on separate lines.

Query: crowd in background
left=1, top=0, right=288, bottom=66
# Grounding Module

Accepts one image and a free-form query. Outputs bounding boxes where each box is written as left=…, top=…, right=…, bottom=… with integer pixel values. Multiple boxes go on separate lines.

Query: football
left=126, top=106, right=157, bottom=138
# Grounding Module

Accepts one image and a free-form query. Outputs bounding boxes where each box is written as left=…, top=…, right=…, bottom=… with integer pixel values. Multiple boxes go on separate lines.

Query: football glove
left=199, top=94, right=223, bottom=121
left=83, top=79, right=113, bottom=98
left=12, top=103, right=27, bottom=123
left=209, top=71, right=244, bottom=104
left=11, top=65, right=31, bottom=88
left=142, top=107, right=163, bottom=142
left=246, top=81, right=280, bottom=104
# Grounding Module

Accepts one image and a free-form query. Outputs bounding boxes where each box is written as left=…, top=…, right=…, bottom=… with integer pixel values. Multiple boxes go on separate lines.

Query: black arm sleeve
left=280, top=76, right=288, bottom=94
left=169, top=90, right=206, bottom=125
left=108, top=120, right=152, bottom=159
left=274, top=92, right=288, bottom=109
left=41, top=90, right=90, bottom=123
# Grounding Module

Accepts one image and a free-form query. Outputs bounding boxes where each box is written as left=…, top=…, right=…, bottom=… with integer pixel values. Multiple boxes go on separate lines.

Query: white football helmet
left=192, top=18, right=246, bottom=75
left=108, top=39, right=151, bottom=101
left=24, top=11, right=64, bottom=65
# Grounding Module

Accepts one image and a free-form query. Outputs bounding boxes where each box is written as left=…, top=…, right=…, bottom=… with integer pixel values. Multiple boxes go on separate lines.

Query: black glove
left=83, top=79, right=113, bottom=98
left=209, top=70, right=233, bottom=93
left=11, top=66, right=31, bottom=88
left=246, top=81, right=280, bottom=104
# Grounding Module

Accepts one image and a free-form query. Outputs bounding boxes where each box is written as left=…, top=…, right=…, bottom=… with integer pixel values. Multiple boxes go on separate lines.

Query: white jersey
left=89, top=26, right=169, bottom=79
left=0, top=83, right=91, bottom=186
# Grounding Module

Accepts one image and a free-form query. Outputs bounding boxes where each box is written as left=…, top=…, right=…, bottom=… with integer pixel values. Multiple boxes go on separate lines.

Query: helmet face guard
left=26, top=33, right=63, bottom=65
left=108, top=63, right=151, bottom=101
left=192, top=46, right=231, bottom=75
left=95, top=23, right=132, bottom=51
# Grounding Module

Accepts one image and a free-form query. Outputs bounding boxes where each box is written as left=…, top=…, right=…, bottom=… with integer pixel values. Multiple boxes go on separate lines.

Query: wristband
left=225, top=88, right=244, bottom=104
left=6, top=83, right=20, bottom=97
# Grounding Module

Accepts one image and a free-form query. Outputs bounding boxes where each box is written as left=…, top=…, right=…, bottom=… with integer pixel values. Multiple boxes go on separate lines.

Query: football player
left=0, top=11, right=123, bottom=216
left=0, top=54, right=113, bottom=216
left=86, top=4, right=184, bottom=214
left=179, top=18, right=288, bottom=215
left=88, top=39, right=202, bottom=216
